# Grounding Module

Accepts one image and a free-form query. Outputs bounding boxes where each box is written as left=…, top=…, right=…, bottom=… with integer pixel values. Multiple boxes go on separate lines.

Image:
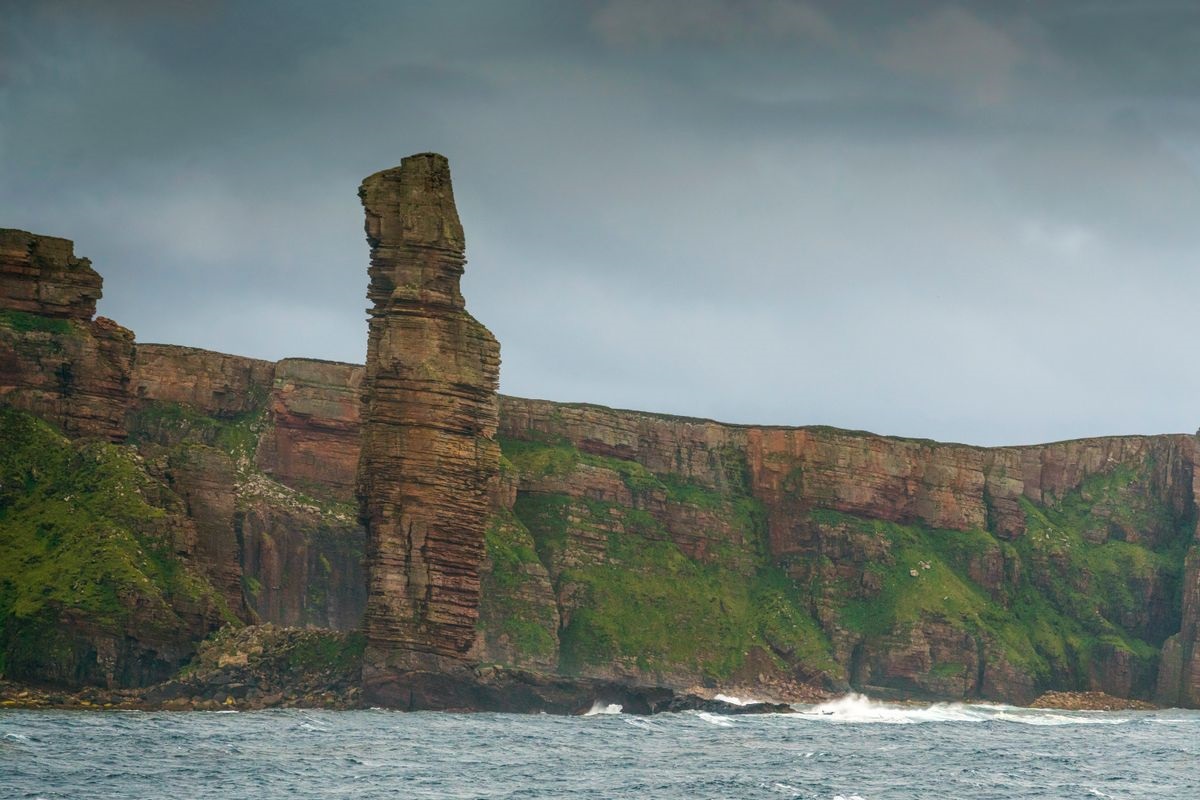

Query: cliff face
left=0, top=242, right=367, bottom=687
left=0, top=229, right=101, bottom=320
left=7, top=165, right=1200, bottom=709
left=125, top=345, right=366, bottom=633
left=131, top=344, right=274, bottom=418
left=356, top=154, right=501, bottom=698
left=256, top=358, right=361, bottom=502
left=495, top=399, right=1199, bottom=701
left=0, top=230, right=133, bottom=440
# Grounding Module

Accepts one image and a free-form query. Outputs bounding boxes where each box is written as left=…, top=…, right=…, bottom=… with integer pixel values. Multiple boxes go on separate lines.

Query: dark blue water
left=3, top=695, right=1197, bottom=799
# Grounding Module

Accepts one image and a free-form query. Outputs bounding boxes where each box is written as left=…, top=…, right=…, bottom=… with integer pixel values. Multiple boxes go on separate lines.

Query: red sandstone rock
left=161, top=445, right=247, bottom=618
left=238, top=497, right=365, bottom=630
left=357, top=154, right=501, bottom=682
left=255, top=358, right=361, bottom=501
left=0, top=230, right=133, bottom=440
left=0, top=229, right=102, bottom=320
left=131, top=343, right=275, bottom=418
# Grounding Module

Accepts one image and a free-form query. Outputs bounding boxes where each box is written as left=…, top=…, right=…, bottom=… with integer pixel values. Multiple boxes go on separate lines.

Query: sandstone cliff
left=125, top=344, right=366, bottom=633
left=356, top=154, right=501, bottom=702
left=7, top=163, right=1200, bottom=710
left=0, top=230, right=133, bottom=440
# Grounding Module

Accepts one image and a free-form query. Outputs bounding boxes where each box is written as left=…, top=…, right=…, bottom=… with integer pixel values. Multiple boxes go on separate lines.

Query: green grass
left=499, top=436, right=663, bottom=494
left=510, top=485, right=838, bottom=681
left=0, top=407, right=236, bottom=679
left=499, top=436, right=841, bottom=680
left=807, top=460, right=1188, bottom=691
left=478, top=511, right=559, bottom=660
left=126, top=400, right=265, bottom=462
left=286, top=631, right=365, bottom=673
left=0, top=309, right=75, bottom=335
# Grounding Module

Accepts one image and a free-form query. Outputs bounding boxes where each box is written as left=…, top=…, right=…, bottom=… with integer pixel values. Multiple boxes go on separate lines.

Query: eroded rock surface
left=0, top=229, right=134, bottom=440
left=0, top=229, right=102, bottom=320
left=356, top=154, right=501, bottom=690
left=256, top=358, right=361, bottom=501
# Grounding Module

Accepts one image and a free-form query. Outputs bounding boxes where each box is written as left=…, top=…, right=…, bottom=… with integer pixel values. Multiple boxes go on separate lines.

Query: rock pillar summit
left=356, top=154, right=501, bottom=696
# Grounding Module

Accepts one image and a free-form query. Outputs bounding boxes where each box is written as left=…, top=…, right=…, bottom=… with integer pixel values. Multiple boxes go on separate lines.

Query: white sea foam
left=696, top=711, right=734, bottom=727
left=584, top=701, right=623, bottom=716
left=622, top=716, right=658, bottom=731
left=768, top=782, right=803, bottom=796
left=796, top=692, right=1132, bottom=726
left=713, top=693, right=760, bottom=706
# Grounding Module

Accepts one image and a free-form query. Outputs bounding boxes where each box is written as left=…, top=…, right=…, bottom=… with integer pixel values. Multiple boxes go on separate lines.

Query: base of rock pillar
left=360, top=662, right=795, bottom=715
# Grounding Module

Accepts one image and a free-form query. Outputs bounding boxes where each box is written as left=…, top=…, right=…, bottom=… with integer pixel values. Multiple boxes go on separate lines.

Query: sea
left=2, top=693, right=1196, bottom=799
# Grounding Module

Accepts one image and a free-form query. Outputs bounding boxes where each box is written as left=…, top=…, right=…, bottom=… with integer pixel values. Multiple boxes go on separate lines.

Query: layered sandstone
left=256, top=358, right=361, bottom=501
left=0, top=229, right=133, bottom=440
left=131, top=344, right=274, bottom=419
left=8, top=171, right=1200, bottom=711
left=126, top=344, right=367, bottom=632
left=357, top=154, right=501, bottom=689
left=0, top=229, right=102, bottom=320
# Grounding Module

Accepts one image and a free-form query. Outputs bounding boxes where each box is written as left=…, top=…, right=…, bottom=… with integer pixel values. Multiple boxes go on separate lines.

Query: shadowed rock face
left=357, top=153, right=501, bottom=689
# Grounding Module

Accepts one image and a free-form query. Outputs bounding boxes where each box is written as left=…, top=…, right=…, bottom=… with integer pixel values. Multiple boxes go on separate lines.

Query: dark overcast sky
left=3, top=1, right=1199, bottom=445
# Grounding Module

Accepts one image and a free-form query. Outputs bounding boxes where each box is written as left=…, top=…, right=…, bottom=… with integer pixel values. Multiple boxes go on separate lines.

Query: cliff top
left=0, top=228, right=102, bottom=321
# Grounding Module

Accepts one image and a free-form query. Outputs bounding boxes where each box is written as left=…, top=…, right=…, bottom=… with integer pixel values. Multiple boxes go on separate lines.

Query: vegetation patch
left=478, top=510, right=558, bottom=661
left=810, top=460, right=1188, bottom=692
left=0, top=407, right=236, bottom=680
left=509, top=481, right=838, bottom=681
left=0, top=309, right=75, bottom=336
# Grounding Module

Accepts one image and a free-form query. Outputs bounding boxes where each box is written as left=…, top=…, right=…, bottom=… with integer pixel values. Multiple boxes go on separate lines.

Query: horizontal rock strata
left=357, top=154, right=501, bottom=685
left=0, top=229, right=133, bottom=440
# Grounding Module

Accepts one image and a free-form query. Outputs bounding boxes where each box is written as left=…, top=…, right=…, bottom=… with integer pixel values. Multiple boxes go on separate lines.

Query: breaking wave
left=584, top=701, right=623, bottom=716
left=797, top=693, right=1133, bottom=725
left=695, top=711, right=734, bottom=727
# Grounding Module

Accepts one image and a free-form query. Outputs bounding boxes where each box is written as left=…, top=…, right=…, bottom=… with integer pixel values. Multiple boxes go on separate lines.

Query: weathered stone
left=0, top=231, right=133, bottom=440
left=238, top=497, right=366, bottom=630
left=357, top=153, right=501, bottom=686
left=162, top=445, right=247, bottom=618
left=131, top=343, right=274, bottom=418
left=256, top=358, right=361, bottom=501
left=0, top=229, right=102, bottom=320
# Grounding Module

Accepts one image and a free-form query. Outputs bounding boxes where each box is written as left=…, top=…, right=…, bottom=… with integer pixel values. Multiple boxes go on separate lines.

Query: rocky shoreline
left=0, top=627, right=1166, bottom=716
left=3, top=681, right=1169, bottom=715
left=1029, top=691, right=1160, bottom=711
left=0, top=625, right=796, bottom=716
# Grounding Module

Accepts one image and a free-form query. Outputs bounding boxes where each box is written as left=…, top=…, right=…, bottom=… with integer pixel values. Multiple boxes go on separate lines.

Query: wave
left=584, top=701, right=623, bottom=716
left=695, top=711, right=734, bottom=727
left=796, top=693, right=1133, bottom=725
left=713, top=693, right=760, bottom=706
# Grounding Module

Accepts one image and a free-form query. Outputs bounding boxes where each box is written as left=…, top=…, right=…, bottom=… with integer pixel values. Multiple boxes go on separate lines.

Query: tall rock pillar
left=357, top=154, right=501, bottom=697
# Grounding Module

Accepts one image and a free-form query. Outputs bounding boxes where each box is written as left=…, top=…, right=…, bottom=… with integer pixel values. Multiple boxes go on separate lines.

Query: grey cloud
left=2, top=1, right=1199, bottom=445
left=590, top=0, right=835, bottom=47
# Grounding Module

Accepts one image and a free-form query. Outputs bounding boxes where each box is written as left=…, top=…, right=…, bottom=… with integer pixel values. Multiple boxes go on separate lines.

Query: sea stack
left=356, top=154, right=501, bottom=703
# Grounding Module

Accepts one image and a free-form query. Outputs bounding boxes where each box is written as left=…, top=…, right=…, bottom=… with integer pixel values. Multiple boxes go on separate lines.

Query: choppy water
left=3, top=694, right=1198, bottom=799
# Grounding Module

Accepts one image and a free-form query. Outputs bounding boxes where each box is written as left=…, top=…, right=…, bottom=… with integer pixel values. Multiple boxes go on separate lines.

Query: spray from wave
left=797, top=693, right=1133, bottom=725
left=584, top=701, right=623, bottom=716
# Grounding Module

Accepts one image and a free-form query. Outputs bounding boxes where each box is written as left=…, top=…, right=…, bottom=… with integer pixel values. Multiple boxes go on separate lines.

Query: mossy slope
left=495, top=434, right=1190, bottom=700
left=0, top=407, right=235, bottom=686
left=499, top=436, right=839, bottom=686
